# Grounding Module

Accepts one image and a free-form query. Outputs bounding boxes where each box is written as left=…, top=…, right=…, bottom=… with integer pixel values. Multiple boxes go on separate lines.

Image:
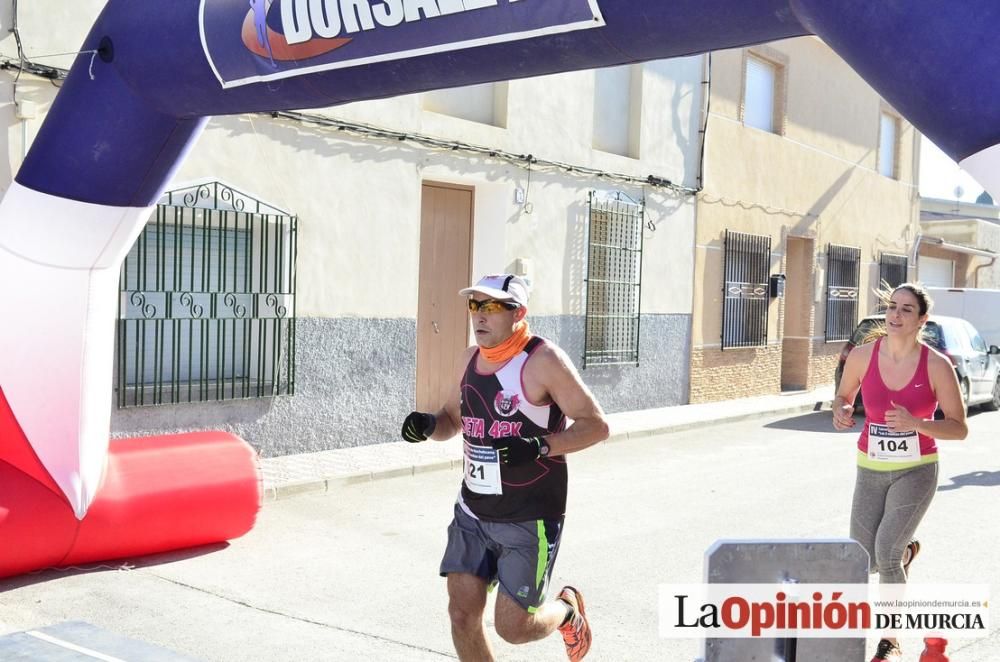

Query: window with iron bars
left=825, top=244, right=861, bottom=342
left=583, top=191, right=644, bottom=367
left=876, top=252, right=909, bottom=312
left=722, top=230, right=771, bottom=349
left=116, top=182, right=297, bottom=407
left=879, top=252, right=908, bottom=290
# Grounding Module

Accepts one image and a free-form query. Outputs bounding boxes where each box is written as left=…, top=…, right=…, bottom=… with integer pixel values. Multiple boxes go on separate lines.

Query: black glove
left=401, top=411, right=436, bottom=443
left=490, top=436, right=544, bottom=466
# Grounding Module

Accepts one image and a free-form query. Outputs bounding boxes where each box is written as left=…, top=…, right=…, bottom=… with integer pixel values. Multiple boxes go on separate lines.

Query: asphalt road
left=2, top=407, right=999, bottom=661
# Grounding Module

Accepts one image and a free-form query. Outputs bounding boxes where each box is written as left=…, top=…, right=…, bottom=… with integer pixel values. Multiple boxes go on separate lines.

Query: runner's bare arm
left=528, top=343, right=609, bottom=455
left=833, top=344, right=870, bottom=430
left=429, top=346, right=477, bottom=441
left=913, top=349, right=968, bottom=440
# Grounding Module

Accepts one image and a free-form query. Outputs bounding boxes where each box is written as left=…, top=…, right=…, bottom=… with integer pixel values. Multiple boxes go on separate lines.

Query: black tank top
left=459, top=336, right=568, bottom=521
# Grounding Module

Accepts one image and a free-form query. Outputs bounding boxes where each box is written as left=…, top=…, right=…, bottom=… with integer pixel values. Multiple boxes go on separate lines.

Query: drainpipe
left=695, top=52, right=711, bottom=191
left=974, top=255, right=998, bottom=287
left=910, top=233, right=924, bottom=266
left=907, top=232, right=924, bottom=281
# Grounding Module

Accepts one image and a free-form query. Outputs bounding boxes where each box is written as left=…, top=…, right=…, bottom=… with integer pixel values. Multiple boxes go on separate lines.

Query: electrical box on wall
left=15, top=100, right=37, bottom=119
left=513, top=257, right=532, bottom=280
left=770, top=273, right=786, bottom=298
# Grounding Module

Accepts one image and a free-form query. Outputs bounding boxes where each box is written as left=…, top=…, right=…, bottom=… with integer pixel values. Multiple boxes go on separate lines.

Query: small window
left=876, top=252, right=909, bottom=311
left=964, top=320, right=987, bottom=353
left=583, top=191, right=644, bottom=367
left=722, top=230, right=771, bottom=349
left=939, top=320, right=971, bottom=354
left=878, top=112, right=899, bottom=178
left=117, top=182, right=297, bottom=407
left=744, top=56, right=778, bottom=133
left=878, top=252, right=908, bottom=290
left=593, top=65, right=641, bottom=157
left=825, top=244, right=861, bottom=342
left=423, top=82, right=508, bottom=127
left=922, top=322, right=944, bottom=351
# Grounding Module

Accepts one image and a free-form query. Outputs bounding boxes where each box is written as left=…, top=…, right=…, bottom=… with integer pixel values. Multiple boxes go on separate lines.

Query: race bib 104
left=868, top=423, right=920, bottom=462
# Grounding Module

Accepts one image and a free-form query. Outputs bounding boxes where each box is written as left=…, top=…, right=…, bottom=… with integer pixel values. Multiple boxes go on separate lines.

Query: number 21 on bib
left=464, top=441, right=503, bottom=495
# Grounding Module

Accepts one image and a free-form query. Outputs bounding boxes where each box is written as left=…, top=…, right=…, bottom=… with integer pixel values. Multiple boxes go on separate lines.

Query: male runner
left=402, top=274, right=609, bottom=661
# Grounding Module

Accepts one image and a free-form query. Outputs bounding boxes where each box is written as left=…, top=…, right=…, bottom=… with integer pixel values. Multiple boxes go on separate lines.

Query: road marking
left=26, top=630, right=128, bottom=662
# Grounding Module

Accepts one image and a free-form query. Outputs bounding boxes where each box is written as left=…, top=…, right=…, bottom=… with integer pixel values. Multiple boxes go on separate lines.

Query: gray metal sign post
left=698, top=539, right=869, bottom=662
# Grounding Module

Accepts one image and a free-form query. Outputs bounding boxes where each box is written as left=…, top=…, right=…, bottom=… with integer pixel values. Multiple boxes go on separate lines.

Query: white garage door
left=918, top=255, right=955, bottom=287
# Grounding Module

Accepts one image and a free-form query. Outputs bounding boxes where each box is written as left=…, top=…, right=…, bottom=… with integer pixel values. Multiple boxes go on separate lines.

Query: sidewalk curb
left=263, top=398, right=830, bottom=502
left=263, top=459, right=464, bottom=502
left=610, top=399, right=829, bottom=443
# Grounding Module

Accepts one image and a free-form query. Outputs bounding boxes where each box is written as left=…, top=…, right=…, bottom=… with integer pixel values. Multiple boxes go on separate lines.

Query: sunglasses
left=467, top=298, right=519, bottom=314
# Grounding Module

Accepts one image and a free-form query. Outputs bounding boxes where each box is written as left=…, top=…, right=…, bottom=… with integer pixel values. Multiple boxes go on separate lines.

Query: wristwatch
left=538, top=438, right=551, bottom=457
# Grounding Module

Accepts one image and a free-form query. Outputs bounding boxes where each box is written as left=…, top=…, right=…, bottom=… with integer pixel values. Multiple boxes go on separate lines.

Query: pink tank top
left=857, top=338, right=938, bottom=466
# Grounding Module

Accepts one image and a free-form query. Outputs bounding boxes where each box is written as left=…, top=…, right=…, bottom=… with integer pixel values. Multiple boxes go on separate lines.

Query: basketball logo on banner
left=201, top=0, right=606, bottom=88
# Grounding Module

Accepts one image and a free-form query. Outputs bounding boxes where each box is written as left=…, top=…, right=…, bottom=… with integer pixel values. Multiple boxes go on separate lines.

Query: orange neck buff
left=480, top=321, right=531, bottom=364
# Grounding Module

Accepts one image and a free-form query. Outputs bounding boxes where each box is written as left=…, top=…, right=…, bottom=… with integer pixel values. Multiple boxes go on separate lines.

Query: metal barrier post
left=697, top=539, right=869, bottom=662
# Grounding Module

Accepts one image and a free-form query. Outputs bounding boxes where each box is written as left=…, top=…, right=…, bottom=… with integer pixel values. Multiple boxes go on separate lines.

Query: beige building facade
left=918, top=198, right=999, bottom=289
left=691, top=37, right=921, bottom=402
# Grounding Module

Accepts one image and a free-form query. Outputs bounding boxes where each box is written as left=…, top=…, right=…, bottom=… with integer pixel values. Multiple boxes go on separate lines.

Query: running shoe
left=902, top=539, right=921, bottom=575
left=871, top=638, right=902, bottom=660
left=557, top=586, right=592, bottom=661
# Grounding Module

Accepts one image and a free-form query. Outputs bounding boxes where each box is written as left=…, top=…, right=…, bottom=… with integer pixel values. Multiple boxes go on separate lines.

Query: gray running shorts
left=439, top=502, right=564, bottom=613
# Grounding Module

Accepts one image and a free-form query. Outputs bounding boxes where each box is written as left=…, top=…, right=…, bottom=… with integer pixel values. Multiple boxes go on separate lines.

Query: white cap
left=459, top=274, right=530, bottom=307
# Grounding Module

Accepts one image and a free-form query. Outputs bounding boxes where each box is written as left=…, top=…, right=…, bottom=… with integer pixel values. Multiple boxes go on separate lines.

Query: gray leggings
left=850, top=463, right=938, bottom=583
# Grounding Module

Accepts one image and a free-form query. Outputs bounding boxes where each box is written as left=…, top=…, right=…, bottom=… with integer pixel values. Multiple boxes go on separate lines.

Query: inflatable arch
left=2, top=0, right=999, bottom=576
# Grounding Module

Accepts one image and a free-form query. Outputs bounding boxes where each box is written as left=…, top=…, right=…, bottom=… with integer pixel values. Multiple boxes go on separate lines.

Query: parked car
left=926, top=287, right=1000, bottom=348
left=833, top=314, right=1000, bottom=412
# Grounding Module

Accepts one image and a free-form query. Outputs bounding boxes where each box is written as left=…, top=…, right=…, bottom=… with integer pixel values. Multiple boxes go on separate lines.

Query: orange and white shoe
left=557, top=586, right=592, bottom=661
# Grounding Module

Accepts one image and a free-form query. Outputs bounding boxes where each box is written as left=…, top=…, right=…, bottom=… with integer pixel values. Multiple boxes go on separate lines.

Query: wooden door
left=416, top=183, right=473, bottom=411
left=780, top=236, right=812, bottom=391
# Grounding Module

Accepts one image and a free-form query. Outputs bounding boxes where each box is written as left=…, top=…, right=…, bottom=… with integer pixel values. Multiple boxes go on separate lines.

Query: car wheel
left=984, top=375, right=1000, bottom=412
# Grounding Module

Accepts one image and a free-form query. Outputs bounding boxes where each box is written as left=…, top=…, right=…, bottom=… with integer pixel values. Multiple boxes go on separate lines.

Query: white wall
left=0, top=2, right=102, bottom=70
